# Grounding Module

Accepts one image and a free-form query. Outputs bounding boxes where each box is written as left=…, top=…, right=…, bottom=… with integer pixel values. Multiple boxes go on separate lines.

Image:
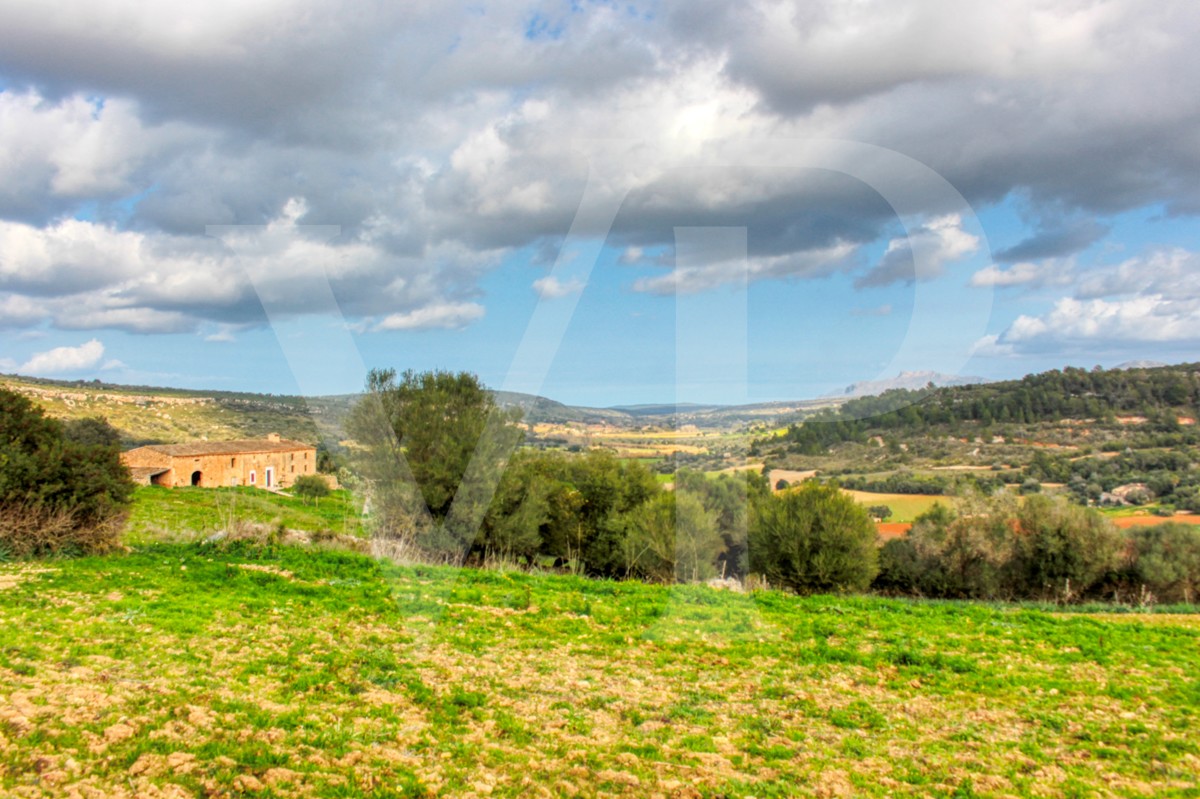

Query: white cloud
left=0, top=0, right=1196, bottom=344
left=0, top=90, right=195, bottom=219
left=633, top=242, right=859, bottom=295
left=968, top=333, right=1015, bottom=358
left=970, top=260, right=1073, bottom=288
left=1074, top=248, right=1198, bottom=299
left=0, top=294, right=47, bottom=328
left=532, top=275, right=584, bottom=299
left=203, top=325, right=239, bottom=343
left=373, top=302, right=485, bottom=331
left=618, top=246, right=645, bottom=265
left=0, top=203, right=499, bottom=334
left=976, top=247, right=1200, bottom=356
left=856, top=214, right=980, bottom=288
left=19, top=338, right=105, bottom=374
left=1006, top=296, right=1200, bottom=345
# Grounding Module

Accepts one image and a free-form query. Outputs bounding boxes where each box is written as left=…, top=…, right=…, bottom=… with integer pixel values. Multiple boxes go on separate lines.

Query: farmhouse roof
left=132, top=438, right=314, bottom=457
left=128, top=466, right=170, bottom=479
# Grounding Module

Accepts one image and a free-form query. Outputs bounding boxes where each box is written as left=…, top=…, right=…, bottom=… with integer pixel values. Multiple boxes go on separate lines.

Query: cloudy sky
left=1, top=0, right=1198, bottom=405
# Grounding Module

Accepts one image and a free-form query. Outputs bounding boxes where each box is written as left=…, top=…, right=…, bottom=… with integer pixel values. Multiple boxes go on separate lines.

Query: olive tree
left=346, top=369, right=523, bottom=559
left=748, top=482, right=878, bottom=594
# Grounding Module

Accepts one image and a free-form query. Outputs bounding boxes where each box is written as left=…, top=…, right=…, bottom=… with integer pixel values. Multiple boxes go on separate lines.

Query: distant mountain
left=836, top=371, right=987, bottom=398
left=1115, top=360, right=1168, bottom=370
left=607, top=403, right=724, bottom=417
left=492, top=391, right=633, bottom=425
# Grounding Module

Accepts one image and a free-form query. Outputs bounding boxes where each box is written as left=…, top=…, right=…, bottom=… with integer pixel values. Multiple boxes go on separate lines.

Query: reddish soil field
left=876, top=516, right=1200, bottom=537
left=876, top=522, right=912, bottom=539
left=1110, top=514, right=1200, bottom=528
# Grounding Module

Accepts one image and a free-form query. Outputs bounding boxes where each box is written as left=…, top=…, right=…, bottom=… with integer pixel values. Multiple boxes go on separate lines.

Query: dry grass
left=0, top=504, right=125, bottom=559
left=1, top=544, right=1198, bottom=797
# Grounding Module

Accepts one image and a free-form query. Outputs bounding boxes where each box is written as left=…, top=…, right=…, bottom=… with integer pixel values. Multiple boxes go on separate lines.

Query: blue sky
left=1, top=1, right=1198, bottom=406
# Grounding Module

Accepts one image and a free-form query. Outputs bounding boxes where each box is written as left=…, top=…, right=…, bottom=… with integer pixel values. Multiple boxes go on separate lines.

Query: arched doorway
left=191, top=471, right=202, bottom=486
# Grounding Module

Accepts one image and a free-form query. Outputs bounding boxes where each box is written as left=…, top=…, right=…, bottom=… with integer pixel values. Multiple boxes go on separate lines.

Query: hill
left=757, top=362, right=1200, bottom=511
left=835, top=370, right=986, bottom=398
left=1, top=375, right=841, bottom=448
left=0, top=374, right=352, bottom=447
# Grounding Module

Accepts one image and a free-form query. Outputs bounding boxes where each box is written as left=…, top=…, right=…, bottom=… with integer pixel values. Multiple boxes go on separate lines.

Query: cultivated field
left=2, top=542, right=1198, bottom=798
left=841, top=491, right=952, bottom=523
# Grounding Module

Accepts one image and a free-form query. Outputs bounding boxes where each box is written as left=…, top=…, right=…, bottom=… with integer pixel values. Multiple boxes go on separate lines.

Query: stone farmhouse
left=122, top=434, right=317, bottom=489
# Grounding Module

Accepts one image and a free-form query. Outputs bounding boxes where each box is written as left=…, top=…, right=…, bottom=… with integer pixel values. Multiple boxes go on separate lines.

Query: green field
left=124, top=486, right=367, bottom=544
left=842, top=490, right=953, bottom=523
left=2, top=538, right=1199, bottom=798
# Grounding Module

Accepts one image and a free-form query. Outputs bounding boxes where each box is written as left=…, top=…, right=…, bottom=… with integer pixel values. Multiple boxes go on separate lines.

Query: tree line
left=765, top=363, right=1200, bottom=454
left=4, top=370, right=1199, bottom=608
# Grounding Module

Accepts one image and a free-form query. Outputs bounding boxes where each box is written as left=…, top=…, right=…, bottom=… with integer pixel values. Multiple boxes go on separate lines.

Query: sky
left=0, top=0, right=1198, bottom=406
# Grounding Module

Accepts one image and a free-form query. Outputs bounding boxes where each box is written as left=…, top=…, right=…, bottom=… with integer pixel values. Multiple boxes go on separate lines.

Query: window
left=230, top=457, right=236, bottom=467
left=249, top=470, right=256, bottom=485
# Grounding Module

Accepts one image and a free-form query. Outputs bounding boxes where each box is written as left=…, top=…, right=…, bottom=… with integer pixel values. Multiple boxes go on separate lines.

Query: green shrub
left=888, top=492, right=1123, bottom=601
left=624, top=492, right=724, bottom=583
left=1011, top=494, right=1124, bottom=600
left=1126, top=523, right=1200, bottom=604
left=748, top=482, right=878, bottom=594
left=873, top=537, right=922, bottom=594
left=292, top=474, right=332, bottom=505
left=0, top=390, right=134, bottom=557
left=867, top=505, right=893, bottom=521
left=904, top=496, right=1017, bottom=600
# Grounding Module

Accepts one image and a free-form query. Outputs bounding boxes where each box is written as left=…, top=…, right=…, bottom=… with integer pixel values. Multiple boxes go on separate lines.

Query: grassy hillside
left=124, top=486, right=367, bottom=544
left=2, top=541, right=1198, bottom=798
left=758, top=362, right=1200, bottom=513
left=0, top=374, right=350, bottom=447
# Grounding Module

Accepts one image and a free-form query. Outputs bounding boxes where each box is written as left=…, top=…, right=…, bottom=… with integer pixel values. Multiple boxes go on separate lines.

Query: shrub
left=873, top=537, right=923, bottom=594
left=1125, top=523, right=1200, bottom=604
left=748, top=482, right=878, bottom=594
left=0, top=390, right=134, bottom=558
left=292, top=474, right=331, bottom=505
left=624, top=492, right=723, bottom=583
left=1011, top=494, right=1124, bottom=600
left=905, top=496, right=1017, bottom=600
left=891, top=492, right=1123, bottom=601
left=867, top=504, right=893, bottom=521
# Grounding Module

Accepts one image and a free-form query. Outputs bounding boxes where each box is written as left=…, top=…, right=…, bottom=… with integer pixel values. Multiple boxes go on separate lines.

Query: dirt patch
left=0, top=567, right=57, bottom=591
left=875, top=523, right=912, bottom=539
left=768, top=469, right=817, bottom=489
left=1110, top=514, right=1200, bottom=529
left=236, top=563, right=295, bottom=580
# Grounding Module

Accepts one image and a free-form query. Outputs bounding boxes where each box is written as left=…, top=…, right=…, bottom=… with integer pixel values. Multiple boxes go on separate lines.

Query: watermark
left=209, top=136, right=994, bottom=638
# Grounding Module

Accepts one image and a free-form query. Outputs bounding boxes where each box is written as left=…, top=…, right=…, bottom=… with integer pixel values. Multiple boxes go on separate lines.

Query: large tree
left=346, top=369, right=523, bottom=559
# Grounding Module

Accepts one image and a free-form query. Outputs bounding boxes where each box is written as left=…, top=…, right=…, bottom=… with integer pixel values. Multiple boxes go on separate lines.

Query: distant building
left=122, top=433, right=317, bottom=489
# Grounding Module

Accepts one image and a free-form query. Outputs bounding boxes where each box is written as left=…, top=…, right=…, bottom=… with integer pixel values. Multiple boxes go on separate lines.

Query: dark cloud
left=994, top=219, right=1110, bottom=263
left=0, top=0, right=1197, bottom=337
